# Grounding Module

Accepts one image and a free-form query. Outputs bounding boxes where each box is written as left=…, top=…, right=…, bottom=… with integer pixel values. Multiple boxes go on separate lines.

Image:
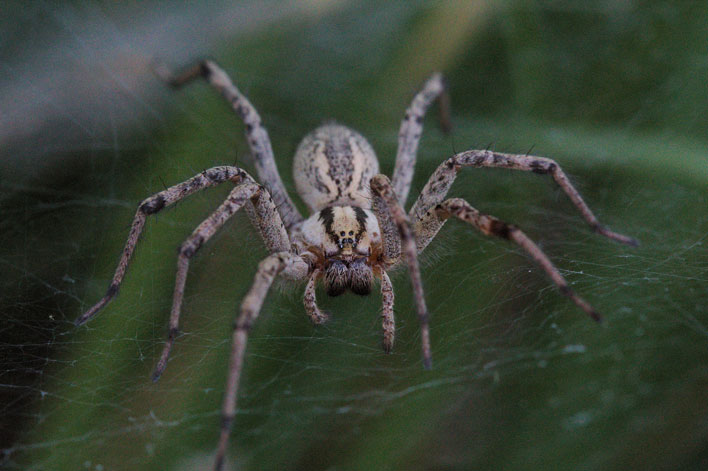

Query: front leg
left=392, top=72, right=450, bottom=206
left=380, top=270, right=395, bottom=353
left=214, top=252, right=308, bottom=471
left=76, top=166, right=251, bottom=326
left=303, top=268, right=328, bottom=325
left=371, top=174, right=432, bottom=369
left=417, top=198, right=601, bottom=321
left=410, top=150, right=638, bottom=252
left=153, top=180, right=291, bottom=381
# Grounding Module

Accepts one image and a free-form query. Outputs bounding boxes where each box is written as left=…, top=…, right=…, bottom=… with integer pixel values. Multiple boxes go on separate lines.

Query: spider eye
left=324, top=261, right=348, bottom=297
left=349, top=259, right=372, bottom=296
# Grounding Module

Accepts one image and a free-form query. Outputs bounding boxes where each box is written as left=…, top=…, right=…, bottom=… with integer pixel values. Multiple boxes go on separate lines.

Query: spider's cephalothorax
left=298, top=204, right=381, bottom=297
left=77, top=60, right=637, bottom=471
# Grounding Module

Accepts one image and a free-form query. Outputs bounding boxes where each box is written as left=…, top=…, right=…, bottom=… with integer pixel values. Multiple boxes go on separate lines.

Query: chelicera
left=76, top=60, right=636, bottom=470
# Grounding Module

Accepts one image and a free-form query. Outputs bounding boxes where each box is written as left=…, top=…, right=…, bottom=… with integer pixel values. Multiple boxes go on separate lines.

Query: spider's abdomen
left=293, top=123, right=379, bottom=211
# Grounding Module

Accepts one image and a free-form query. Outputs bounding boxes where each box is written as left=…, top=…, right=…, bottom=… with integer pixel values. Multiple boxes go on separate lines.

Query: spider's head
left=297, top=206, right=382, bottom=297
left=319, top=205, right=376, bottom=296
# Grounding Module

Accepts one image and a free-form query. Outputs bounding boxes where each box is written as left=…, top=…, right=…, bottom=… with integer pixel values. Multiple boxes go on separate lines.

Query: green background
left=1, top=2, right=707, bottom=470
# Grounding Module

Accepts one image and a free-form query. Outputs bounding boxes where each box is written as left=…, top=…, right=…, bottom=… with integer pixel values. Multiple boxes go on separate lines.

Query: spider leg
left=372, top=183, right=401, bottom=264
left=392, top=72, right=450, bottom=205
left=214, top=252, right=308, bottom=471
left=410, top=151, right=637, bottom=251
left=423, top=197, right=601, bottom=321
left=380, top=270, right=395, bottom=353
left=153, top=180, right=290, bottom=381
left=303, top=268, right=328, bottom=324
left=75, top=166, right=252, bottom=326
left=370, top=174, right=432, bottom=369
left=243, top=185, right=291, bottom=254
left=154, top=59, right=303, bottom=231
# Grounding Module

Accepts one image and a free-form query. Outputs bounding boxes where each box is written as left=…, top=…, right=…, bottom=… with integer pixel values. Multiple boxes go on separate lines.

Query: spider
left=75, top=60, right=636, bottom=470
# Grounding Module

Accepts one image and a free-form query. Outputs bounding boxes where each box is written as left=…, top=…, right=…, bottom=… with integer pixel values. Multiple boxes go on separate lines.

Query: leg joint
left=106, top=283, right=120, bottom=298
left=445, top=156, right=459, bottom=171
left=441, top=198, right=466, bottom=213
left=487, top=218, right=516, bottom=239
left=234, top=318, right=253, bottom=332
left=529, top=160, right=557, bottom=175
left=178, top=236, right=204, bottom=258
left=203, top=166, right=235, bottom=183
left=220, top=414, right=235, bottom=431
left=229, top=169, right=251, bottom=184
left=140, top=195, right=166, bottom=215
left=198, top=60, right=212, bottom=79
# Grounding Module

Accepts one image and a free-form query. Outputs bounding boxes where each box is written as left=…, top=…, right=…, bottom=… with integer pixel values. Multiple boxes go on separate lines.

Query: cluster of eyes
left=336, top=230, right=358, bottom=248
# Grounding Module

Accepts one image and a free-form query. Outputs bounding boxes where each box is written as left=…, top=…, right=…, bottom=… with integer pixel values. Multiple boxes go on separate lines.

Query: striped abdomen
left=293, top=123, right=379, bottom=211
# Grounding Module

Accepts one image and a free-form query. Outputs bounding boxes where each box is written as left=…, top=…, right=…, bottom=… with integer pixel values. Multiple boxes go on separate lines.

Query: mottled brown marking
left=140, top=195, right=165, bottom=214
left=487, top=219, right=511, bottom=239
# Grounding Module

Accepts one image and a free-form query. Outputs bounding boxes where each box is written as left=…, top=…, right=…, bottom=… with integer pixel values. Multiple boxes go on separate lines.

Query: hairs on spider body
left=77, top=59, right=637, bottom=471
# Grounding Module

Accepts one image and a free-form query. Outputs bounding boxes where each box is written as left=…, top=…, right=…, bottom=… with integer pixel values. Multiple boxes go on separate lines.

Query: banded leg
left=392, top=72, right=450, bottom=205
left=75, top=166, right=251, bottom=326
left=410, top=150, right=638, bottom=252
left=155, top=60, right=302, bottom=231
left=152, top=181, right=290, bottom=381
left=380, top=271, right=395, bottom=353
left=372, top=184, right=401, bottom=265
left=370, top=174, right=432, bottom=369
left=424, top=198, right=601, bottom=321
left=303, top=268, right=328, bottom=324
left=214, top=252, right=308, bottom=471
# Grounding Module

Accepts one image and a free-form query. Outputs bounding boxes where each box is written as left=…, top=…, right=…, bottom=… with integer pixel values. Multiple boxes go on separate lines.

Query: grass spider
left=75, top=59, right=637, bottom=470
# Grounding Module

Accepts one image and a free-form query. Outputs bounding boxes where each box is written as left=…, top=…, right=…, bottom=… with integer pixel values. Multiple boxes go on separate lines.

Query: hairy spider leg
left=380, top=271, right=395, bottom=353
left=75, top=166, right=250, bottom=326
left=372, top=181, right=401, bottom=264
left=392, top=72, right=450, bottom=206
left=371, top=187, right=398, bottom=352
left=370, top=174, right=432, bottom=369
left=410, top=150, right=639, bottom=251
left=154, top=60, right=303, bottom=231
left=215, top=252, right=308, bottom=471
left=426, top=198, right=601, bottom=321
left=303, top=268, right=328, bottom=324
left=153, top=180, right=292, bottom=381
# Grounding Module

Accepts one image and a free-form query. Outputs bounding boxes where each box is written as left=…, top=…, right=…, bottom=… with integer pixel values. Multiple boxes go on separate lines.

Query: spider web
left=2, top=2, right=708, bottom=471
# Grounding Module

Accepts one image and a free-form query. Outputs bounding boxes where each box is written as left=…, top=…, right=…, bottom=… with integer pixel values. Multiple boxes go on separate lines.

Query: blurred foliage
left=1, top=1, right=707, bottom=471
